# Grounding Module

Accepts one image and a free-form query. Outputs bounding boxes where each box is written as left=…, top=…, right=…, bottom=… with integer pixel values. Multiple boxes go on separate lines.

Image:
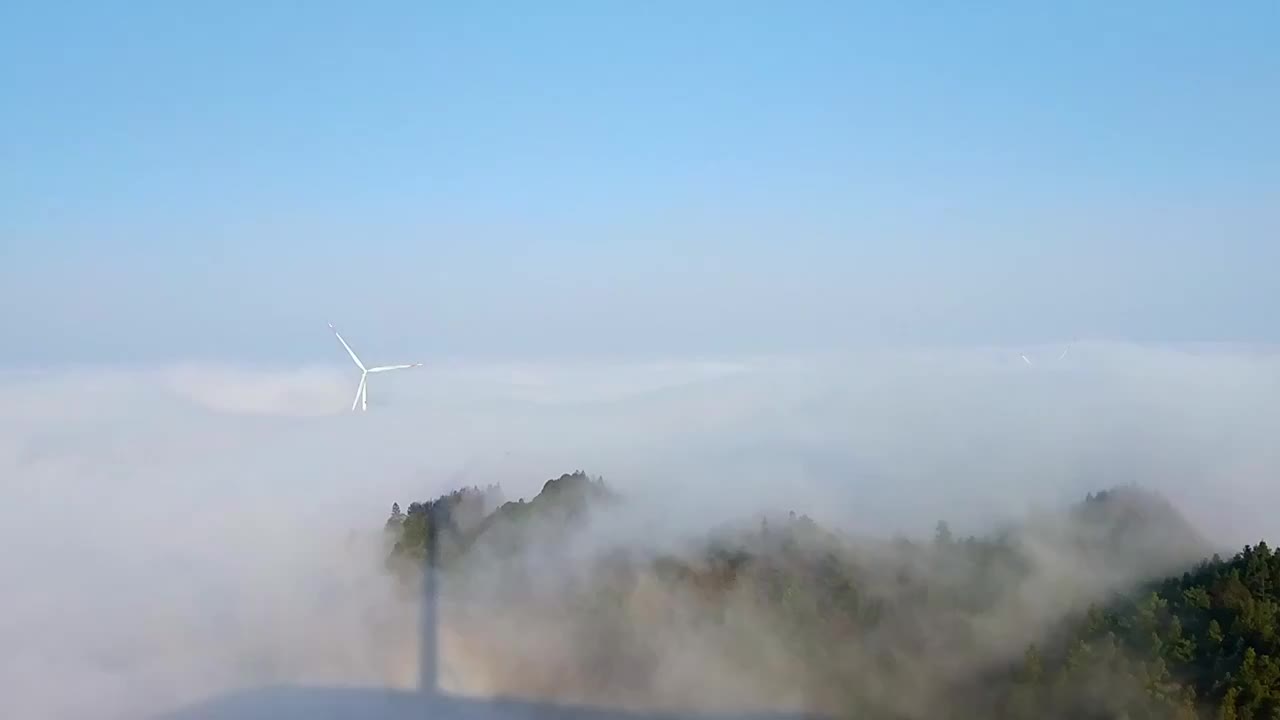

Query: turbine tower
left=329, top=323, right=422, bottom=411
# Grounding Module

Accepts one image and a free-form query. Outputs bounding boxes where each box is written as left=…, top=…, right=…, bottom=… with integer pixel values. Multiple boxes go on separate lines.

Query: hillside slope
left=383, top=475, right=1272, bottom=719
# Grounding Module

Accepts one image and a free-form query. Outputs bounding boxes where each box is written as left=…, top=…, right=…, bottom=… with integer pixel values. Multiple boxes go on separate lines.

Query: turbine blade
left=351, top=374, right=366, bottom=412
left=366, top=363, right=422, bottom=373
left=1021, top=354, right=1033, bottom=367
left=328, top=323, right=365, bottom=371
left=1058, top=346, right=1070, bottom=360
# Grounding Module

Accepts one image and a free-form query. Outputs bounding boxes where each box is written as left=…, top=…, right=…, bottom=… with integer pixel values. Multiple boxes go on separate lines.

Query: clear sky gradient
left=2, top=1, right=1277, bottom=364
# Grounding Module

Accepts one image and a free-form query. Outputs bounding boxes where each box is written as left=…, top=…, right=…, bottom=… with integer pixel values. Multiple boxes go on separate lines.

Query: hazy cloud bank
left=2, top=342, right=1278, bottom=718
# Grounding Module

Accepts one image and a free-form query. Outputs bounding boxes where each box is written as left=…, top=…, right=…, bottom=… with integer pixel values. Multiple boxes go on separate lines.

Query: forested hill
left=382, top=473, right=1279, bottom=719
left=383, top=471, right=615, bottom=567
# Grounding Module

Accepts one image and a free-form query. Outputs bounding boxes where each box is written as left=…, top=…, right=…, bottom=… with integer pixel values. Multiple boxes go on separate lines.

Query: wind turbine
left=1020, top=343, right=1071, bottom=368
left=329, top=323, right=421, bottom=411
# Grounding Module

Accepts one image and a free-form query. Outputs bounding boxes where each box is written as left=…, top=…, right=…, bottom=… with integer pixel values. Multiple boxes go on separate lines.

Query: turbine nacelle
left=328, top=323, right=420, bottom=412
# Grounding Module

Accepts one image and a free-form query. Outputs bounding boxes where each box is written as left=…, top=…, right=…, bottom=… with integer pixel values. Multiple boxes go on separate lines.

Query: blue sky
left=2, top=1, right=1277, bottom=364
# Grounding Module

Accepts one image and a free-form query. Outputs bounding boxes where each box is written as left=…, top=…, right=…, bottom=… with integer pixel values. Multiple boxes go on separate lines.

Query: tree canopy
left=383, top=473, right=1279, bottom=719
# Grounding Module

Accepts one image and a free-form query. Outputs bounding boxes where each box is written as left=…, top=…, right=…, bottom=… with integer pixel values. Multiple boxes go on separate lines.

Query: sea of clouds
left=2, top=341, right=1279, bottom=718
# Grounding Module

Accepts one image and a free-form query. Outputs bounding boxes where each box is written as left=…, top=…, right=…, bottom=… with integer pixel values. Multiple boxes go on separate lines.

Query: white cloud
left=162, top=364, right=351, bottom=417
left=1, top=343, right=1278, bottom=718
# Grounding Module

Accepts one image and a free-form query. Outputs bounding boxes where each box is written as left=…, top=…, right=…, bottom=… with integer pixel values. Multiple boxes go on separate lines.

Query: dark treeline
left=384, top=473, right=1280, bottom=719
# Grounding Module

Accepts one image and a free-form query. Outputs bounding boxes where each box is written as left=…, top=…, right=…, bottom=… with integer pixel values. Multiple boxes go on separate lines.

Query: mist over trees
left=384, top=473, right=1280, bottom=719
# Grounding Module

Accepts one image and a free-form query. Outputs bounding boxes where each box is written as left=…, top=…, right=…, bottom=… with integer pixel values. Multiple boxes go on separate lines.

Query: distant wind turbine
left=1020, top=344, right=1071, bottom=368
left=329, top=323, right=421, bottom=411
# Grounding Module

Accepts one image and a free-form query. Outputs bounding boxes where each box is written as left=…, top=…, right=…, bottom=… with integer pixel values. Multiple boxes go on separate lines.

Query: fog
left=2, top=341, right=1279, bottom=718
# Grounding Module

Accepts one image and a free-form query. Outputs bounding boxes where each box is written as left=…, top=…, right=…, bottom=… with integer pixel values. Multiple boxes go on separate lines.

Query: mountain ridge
left=377, top=472, right=1271, bottom=718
